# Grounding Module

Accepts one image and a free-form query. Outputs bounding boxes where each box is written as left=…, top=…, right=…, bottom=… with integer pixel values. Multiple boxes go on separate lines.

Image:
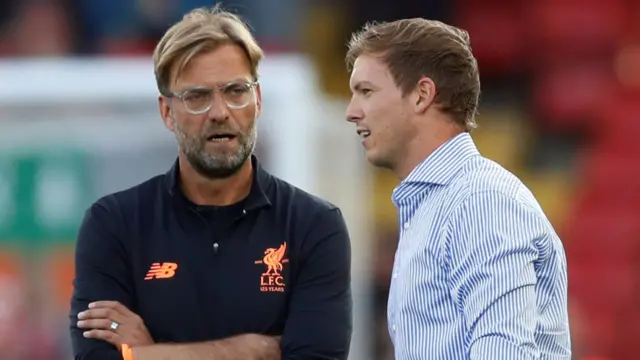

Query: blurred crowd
left=0, top=0, right=342, bottom=57
left=0, top=0, right=453, bottom=58
left=2, top=0, right=640, bottom=359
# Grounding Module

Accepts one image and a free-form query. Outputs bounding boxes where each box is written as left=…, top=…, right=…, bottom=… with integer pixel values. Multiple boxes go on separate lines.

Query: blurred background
left=0, top=0, right=639, bottom=359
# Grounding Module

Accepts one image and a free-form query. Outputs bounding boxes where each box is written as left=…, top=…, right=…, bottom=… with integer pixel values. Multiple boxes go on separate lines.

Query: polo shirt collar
left=164, top=154, right=272, bottom=211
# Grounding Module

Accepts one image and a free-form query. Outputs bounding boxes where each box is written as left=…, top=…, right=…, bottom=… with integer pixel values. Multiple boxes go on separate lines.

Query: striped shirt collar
left=393, top=132, right=479, bottom=203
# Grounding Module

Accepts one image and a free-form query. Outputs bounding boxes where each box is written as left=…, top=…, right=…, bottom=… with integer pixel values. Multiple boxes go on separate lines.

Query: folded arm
left=131, top=334, right=280, bottom=360
left=70, top=200, right=137, bottom=360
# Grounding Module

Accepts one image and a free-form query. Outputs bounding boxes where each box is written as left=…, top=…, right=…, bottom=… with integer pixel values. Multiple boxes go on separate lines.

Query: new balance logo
left=144, top=262, right=178, bottom=280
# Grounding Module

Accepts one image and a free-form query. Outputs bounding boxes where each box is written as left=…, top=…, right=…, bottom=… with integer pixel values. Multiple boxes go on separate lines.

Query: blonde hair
left=346, top=19, right=480, bottom=131
left=153, top=4, right=264, bottom=95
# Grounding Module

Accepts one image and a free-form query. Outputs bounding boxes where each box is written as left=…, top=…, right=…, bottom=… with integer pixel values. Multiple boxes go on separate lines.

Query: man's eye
left=227, top=86, right=248, bottom=95
left=185, top=93, right=205, bottom=100
left=361, top=89, right=372, bottom=95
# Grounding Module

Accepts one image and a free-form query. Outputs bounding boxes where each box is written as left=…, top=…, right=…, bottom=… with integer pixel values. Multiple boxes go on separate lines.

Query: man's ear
left=159, top=95, right=175, bottom=132
left=414, top=77, right=436, bottom=114
left=254, top=82, right=262, bottom=118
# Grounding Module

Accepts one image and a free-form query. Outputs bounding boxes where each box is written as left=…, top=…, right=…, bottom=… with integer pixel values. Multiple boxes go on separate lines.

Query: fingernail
left=88, top=303, right=95, bottom=309
left=77, top=320, right=85, bottom=327
left=77, top=311, right=85, bottom=319
left=83, top=331, right=90, bottom=337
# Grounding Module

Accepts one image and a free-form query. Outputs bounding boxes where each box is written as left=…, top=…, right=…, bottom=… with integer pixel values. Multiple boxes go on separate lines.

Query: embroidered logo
left=254, top=243, right=288, bottom=292
left=144, top=262, right=178, bottom=280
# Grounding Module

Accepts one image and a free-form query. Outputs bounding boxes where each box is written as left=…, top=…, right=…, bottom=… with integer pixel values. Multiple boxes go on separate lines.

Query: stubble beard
left=175, top=120, right=257, bottom=179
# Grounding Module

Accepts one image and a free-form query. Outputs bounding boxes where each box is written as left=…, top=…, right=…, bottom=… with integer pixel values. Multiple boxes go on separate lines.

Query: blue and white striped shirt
left=388, top=133, right=571, bottom=359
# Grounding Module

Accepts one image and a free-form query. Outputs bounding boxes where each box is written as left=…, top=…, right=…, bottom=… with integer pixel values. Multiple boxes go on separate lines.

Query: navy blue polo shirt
left=69, top=155, right=352, bottom=360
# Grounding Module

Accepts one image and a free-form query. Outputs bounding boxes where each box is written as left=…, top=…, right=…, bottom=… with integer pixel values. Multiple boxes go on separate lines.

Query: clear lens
left=221, top=82, right=254, bottom=109
left=180, top=82, right=255, bottom=114
left=182, top=88, right=214, bottom=114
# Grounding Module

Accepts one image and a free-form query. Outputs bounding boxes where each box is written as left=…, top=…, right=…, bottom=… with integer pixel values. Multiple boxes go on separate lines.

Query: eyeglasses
left=166, top=80, right=258, bottom=114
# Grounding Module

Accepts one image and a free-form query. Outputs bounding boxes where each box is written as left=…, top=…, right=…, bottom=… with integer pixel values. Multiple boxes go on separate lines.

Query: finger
left=77, top=319, right=115, bottom=330
left=89, top=301, right=134, bottom=316
left=88, top=300, right=118, bottom=309
left=82, top=329, right=122, bottom=346
left=77, top=308, right=126, bottom=324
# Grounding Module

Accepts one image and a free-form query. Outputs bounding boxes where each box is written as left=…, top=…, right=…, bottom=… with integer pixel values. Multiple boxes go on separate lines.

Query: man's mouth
left=207, top=134, right=237, bottom=142
left=357, top=129, right=371, bottom=140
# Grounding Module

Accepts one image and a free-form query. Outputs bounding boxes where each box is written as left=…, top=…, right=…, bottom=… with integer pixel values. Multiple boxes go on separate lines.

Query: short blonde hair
left=346, top=19, right=480, bottom=131
left=153, top=5, right=264, bottom=95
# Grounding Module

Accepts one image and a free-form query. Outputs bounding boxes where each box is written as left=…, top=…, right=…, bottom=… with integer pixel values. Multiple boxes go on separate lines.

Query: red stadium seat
left=100, top=38, right=157, bottom=56
left=593, top=88, right=640, bottom=155
left=565, top=205, right=639, bottom=359
left=616, top=310, right=640, bottom=360
left=573, top=151, right=640, bottom=208
left=454, top=3, right=526, bottom=75
left=563, top=202, right=640, bottom=262
left=569, top=261, right=636, bottom=308
left=578, top=312, right=619, bottom=359
left=531, top=60, right=616, bottom=132
left=524, top=0, right=629, bottom=62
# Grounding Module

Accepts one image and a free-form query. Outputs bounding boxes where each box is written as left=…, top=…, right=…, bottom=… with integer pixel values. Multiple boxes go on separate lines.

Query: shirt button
left=392, top=325, right=397, bottom=332
left=392, top=273, right=398, bottom=279
left=403, top=222, right=409, bottom=229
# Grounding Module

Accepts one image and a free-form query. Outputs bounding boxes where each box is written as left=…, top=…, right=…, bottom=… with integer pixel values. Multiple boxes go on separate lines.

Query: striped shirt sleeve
left=444, top=190, right=546, bottom=359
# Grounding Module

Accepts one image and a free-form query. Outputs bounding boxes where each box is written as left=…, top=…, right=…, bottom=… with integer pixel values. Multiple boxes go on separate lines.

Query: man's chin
left=366, top=151, right=394, bottom=170
left=191, top=153, right=252, bottom=180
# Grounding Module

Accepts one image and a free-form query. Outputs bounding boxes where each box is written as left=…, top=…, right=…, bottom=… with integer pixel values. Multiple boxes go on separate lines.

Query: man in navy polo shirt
left=69, top=5, right=352, bottom=360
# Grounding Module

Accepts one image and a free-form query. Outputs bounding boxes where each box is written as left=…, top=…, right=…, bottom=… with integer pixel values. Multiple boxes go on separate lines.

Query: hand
left=77, top=301, right=154, bottom=348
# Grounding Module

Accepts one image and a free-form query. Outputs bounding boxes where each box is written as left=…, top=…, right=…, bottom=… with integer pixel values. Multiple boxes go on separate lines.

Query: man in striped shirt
left=345, top=19, right=571, bottom=359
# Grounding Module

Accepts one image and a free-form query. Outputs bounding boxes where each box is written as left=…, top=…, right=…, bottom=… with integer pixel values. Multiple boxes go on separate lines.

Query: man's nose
left=207, top=93, right=230, bottom=121
left=345, top=100, right=363, bottom=123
